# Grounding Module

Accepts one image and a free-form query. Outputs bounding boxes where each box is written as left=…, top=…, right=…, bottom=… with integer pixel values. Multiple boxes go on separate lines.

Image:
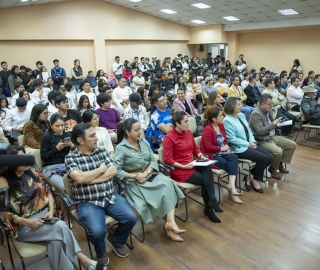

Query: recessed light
left=191, top=3, right=211, bottom=9
left=191, top=20, right=206, bottom=24
left=128, top=0, right=142, bottom=2
left=277, top=9, right=299, bottom=15
left=160, top=9, right=177, bottom=14
left=222, top=16, right=240, bottom=21
left=20, top=0, right=29, bottom=2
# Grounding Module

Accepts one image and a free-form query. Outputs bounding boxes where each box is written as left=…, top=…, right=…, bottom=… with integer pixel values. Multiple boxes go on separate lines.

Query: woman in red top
left=163, top=111, right=223, bottom=223
left=201, top=107, right=242, bottom=204
left=122, top=60, right=133, bottom=87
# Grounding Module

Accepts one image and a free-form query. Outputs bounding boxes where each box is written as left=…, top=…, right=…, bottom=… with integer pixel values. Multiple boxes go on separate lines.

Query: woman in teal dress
left=114, top=118, right=186, bottom=242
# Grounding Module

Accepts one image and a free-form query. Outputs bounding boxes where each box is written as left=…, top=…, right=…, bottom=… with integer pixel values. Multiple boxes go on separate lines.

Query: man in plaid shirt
left=65, top=123, right=136, bottom=266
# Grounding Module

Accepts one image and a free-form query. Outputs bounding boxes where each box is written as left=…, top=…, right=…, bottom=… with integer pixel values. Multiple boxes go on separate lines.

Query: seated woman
left=173, top=87, right=199, bottom=117
left=77, top=95, right=93, bottom=116
left=137, top=86, right=151, bottom=111
left=201, top=107, right=242, bottom=204
left=0, top=146, right=104, bottom=270
left=19, top=89, right=35, bottom=111
left=163, top=111, right=223, bottom=223
left=41, top=114, right=73, bottom=191
left=175, top=76, right=195, bottom=99
left=204, top=91, right=225, bottom=119
left=82, top=110, right=114, bottom=157
left=23, top=104, right=49, bottom=155
left=188, top=75, right=202, bottom=94
left=114, top=119, right=185, bottom=242
left=223, top=97, right=272, bottom=193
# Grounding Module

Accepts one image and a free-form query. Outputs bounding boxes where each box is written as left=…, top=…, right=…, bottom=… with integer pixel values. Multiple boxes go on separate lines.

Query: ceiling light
left=222, top=16, right=240, bottom=21
left=20, top=0, right=29, bottom=2
left=191, top=20, right=206, bottom=24
left=191, top=3, right=211, bottom=9
left=277, top=9, right=299, bottom=15
left=128, top=0, right=142, bottom=2
left=160, top=9, right=177, bottom=14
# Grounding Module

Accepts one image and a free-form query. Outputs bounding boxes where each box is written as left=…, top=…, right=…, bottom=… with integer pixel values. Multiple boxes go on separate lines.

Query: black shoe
left=208, top=198, right=223, bottom=212
left=252, top=186, right=264, bottom=193
left=204, top=208, right=221, bottom=223
left=268, top=166, right=281, bottom=180
left=279, top=163, right=289, bottom=173
left=242, top=175, right=251, bottom=191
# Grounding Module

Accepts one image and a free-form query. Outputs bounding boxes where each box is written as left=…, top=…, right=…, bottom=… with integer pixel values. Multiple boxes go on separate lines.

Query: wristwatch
left=147, top=170, right=151, bottom=175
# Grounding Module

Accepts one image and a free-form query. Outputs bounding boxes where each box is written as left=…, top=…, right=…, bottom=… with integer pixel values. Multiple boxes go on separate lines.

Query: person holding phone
left=112, top=56, right=123, bottom=81
left=0, top=146, right=104, bottom=270
left=163, top=111, right=223, bottom=223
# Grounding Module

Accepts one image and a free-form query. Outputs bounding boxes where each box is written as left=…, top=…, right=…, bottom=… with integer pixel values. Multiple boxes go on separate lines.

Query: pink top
left=122, top=68, right=133, bottom=80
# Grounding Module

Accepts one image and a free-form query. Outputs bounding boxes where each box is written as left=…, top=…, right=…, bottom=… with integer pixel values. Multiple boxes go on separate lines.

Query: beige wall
left=237, top=27, right=320, bottom=74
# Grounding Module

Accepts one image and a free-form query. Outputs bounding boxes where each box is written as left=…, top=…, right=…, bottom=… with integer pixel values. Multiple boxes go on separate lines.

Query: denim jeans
left=241, top=104, right=254, bottom=121
left=76, top=193, right=137, bottom=256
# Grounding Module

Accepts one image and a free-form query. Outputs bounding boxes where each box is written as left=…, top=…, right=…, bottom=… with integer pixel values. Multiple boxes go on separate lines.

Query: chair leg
left=6, top=235, right=16, bottom=270
left=19, top=256, right=26, bottom=270
left=131, top=217, right=145, bottom=243
left=175, top=189, right=189, bottom=222
left=125, top=234, right=134, bottom=250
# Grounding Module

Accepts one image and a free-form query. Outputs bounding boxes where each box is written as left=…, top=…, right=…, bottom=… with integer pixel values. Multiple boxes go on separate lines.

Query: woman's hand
left=42, top=210, right=53, bottom=221
left=56, top=141, right=66, bottom=151
left=249, top=142, right=257, bottom=149
left=26, top=219, right=45, bottom=230
left=183, top=164, right=194, bottom=169
left=135, top=173, right=146, bottom=184
left=220, top=145, right=230, bottom=152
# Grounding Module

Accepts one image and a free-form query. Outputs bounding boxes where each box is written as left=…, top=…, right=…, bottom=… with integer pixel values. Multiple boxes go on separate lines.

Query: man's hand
left=273, top=117, right=282, bottom=125
left=99, top=163, right=108, bottom=174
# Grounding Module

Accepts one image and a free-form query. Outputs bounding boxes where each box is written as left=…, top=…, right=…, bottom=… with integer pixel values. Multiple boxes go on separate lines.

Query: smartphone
left=42, top=217, right=59, bottom=224
left=196, top=160, right=209, bottom=162
left=63, top=137, right=71, bottom=143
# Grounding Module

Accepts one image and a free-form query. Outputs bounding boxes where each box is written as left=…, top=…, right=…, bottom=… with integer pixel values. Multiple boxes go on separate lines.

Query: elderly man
left=301, top=85, right=320, bottom=125
left=249, top=94, right=297, bottom=179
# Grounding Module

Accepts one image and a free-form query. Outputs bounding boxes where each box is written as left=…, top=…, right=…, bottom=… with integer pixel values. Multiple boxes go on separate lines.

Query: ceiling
left=1, top=0, right=320, bottom=28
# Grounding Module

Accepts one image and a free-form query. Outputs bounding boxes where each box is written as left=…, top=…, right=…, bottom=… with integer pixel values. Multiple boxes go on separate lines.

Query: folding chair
left=59, top=175, right=133, bottom=259
left=0, top=258, right=5, bottom=270
left=193, top=136, right=230, bottom=203
left=188, top=116, right=197, bottom=134
left=157, top=147, right=203, bottom=222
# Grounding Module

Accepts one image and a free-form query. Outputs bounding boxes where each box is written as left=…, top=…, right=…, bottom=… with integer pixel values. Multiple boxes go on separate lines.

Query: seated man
left=4, top=98, right=30, bottom=143
left=65, top=123, right=136, bottom=266
left=150, top=93, right=173, bottom=141
left=249, top=94, right=296, bottom=179
left=228, top=75, right=254, bottom=121
left=132, top=70, right=145, bottom=93
left=47, top=90, right=60, bottom=119
left=151, top=73, right=165, bottom=91
left=100, top=86, right=124, bottom=116
left=287, top=77, right=304, bottom=112
left=124, top=93, right=149, bottom=131
left=55, top=95, right=82, bottom=132
left=30, top=79, right=48, bottom=105
left=240, top=72, right=250, bottom=90
left=256, top=76, right=266, bottom=94
left=163, top=72, right=175, bottom=94
left=77, top=81, right=97, bottom=108
left=11, top=83, right=25, bottom=108
left=112, top=77, right=132, bottom=105
left=312, top=74, right=320, bottom=95
left=202, top=77, right=215, bottom=100
left=244, top=77, right=261, bottom=107
left=213, top=73, right=229, bottom=99
left=95, top=94, right=121, bottom=143
left=301, top=85, right=320, bottom=125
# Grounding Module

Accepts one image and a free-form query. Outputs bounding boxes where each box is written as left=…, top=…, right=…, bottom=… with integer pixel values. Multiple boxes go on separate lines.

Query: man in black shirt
left=0, top=61, right=11, bottom=90
left=55, top=95, right=82, bottom=132
left=164, top=72, right=175, bottom=93
left=151, top=73, right=165, bottom=91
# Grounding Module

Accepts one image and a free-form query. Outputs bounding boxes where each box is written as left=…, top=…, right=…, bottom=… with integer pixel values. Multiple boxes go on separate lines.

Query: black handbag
left=0, top=188, right=9, bottom=211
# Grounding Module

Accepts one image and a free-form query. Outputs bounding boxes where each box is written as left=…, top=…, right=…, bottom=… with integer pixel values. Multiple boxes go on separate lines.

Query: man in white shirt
left=11, top=83, right=25, bottom=108
left=113, top=78, right=132, bottom=105
left=138, top=57, right=149, bottom=78
left=103, top=87, right=124, bottom=116
left=124, top=93, right=149, bottom=131
left=132, top=70, right=145, bottom=93
left=112, top=56, right=123, bottom=81
left=235, top=59, right=247, bottom=73
left=4, top=97, right=30, bottom=141
left=77, top=81, right=97, bottom=108
left=287, top=77, right=304, bottom=111
left=30, top=79, right=48, bottom=105
left=214, top=73, right=229, bottom=98
left=47, top=90, right=60, bottom=119
left=241, top=72, right=250, bottom=90
left=60, top=86, right=76, bottom=110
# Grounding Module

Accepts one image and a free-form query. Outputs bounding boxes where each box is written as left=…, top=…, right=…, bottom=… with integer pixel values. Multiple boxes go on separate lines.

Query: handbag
left=0, top=188, right=9, bottom=211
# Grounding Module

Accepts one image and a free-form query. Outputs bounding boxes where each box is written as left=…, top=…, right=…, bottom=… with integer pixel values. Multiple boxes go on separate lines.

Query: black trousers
left=236, top=146, right=272, bottom=181
left=186, top=166, right=216, bottom=207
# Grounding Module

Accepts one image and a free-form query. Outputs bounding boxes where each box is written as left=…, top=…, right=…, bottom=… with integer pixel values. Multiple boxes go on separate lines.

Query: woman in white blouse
left=82, top=109, right=114, bottom=157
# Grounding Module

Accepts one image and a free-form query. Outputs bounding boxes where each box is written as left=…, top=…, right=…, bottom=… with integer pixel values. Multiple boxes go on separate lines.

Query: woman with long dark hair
left=114, top=118, right=185, bottom=241
left=71, top=59, right=85, bottom=91
left=77, top=95, right=92, bottom=115
left=19, top=89, right=35, bottom=111
left=8, top=65, right=23, bottom=95
left=0, top=146, right=103, bottom=270
left=137, top=86, right=151, bottom=111
left=23, top=104, right=49, bottom=154
left=122, top=60, right=133, bottom=86
left=175, top=76, right=195, bottom=99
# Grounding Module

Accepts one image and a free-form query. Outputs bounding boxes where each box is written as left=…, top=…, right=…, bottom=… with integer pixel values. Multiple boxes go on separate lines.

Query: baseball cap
left=270, top=71, right=277, bottom=75
left=129, top=93, right=143, bottom=104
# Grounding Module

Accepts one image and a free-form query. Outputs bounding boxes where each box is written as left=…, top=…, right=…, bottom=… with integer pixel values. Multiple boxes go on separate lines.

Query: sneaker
left=106, top=234, right=129, bottom=258
left=264, top=168, right=271, bottom=178
left=96, top=253, right=109, bottom=266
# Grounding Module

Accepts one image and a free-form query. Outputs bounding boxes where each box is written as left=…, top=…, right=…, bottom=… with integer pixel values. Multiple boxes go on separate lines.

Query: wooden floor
left=1, top=130, right=320, bottom=270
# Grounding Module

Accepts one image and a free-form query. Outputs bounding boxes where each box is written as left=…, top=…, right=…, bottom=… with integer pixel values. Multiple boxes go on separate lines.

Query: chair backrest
left=194, top=136, right=202, bottom=149
left=188, top=116, right=197, bottom=134
left=157, top=147, right=164, bottom=163
left=140, top=128, right=145, bottom=139
left=34, top=150, right=43, bottom=171
left=300, top=107, right=308, bottom=122
left=17, top=135, right=24, bottom=146
left=63, top=174, right=75, bottom=201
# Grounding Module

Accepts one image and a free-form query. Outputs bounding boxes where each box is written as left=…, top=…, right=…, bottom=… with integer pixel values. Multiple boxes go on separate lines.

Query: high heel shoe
left=163, top=226, right=184, bottom=242
left=252, top=180, right=263, bottom=193
left=242, top=175, right=251, bottom=191
left=227, top=188, right=243, bottom=204
left=227, top=184, right=242, bottom=196
left=164, top=222, right=186, bottom=234
left=204, top=207, right=221, bottom=223
left=208, top=198, right=223, bottom=212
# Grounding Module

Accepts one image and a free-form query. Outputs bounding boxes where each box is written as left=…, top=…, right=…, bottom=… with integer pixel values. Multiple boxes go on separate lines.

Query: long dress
left=114, top=138, right=184, bottom=224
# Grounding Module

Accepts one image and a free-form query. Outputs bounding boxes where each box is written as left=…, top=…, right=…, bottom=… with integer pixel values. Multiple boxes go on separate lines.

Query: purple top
left=95, top=108, right=121, bottom=130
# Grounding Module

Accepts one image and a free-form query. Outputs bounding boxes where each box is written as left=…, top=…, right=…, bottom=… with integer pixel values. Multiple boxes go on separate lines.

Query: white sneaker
left=264, top=168, right=271, bottom=178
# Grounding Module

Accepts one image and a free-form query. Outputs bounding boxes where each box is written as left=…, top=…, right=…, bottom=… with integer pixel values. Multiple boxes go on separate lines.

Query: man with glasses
left=113, top=77, right=132, bottom=106
left=4, top=97, right=30, bottom=144
left=150, top=93, right=173, bottom=141
left=249, top=94, right=296, bottom=180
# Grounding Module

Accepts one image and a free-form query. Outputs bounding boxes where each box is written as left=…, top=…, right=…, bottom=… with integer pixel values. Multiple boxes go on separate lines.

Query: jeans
left=76, top=194, right=137, bottom=256
left=115, top=75, right=122, bottom=81
left=241, top=104, right=254, bottom=121
left=214, top=153, right=238, bottom=176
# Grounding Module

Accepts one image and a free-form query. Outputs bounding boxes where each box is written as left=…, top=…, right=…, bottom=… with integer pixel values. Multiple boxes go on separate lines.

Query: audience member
left=213, top=73, right=229, bottom=98
left=287, top=77, right=304, bottom=112
left=30, top=79, right=48, bottom=105
left=77, top=81, right=97, bottom=108
left=77, top=95, right=93, bottom=116
left=112, top=56, right=124, bottom=81
left=113, top=78, right=132, bottom=105
left=102, top=86, right=124, bottom=116
left=71, top=59, right=85, bottom=91
left=47, top=90, right=60, bottom=119
left=244, top=76, right=260, bottom=107
left=301, top=85, right=320, bottom=125
left=8, top=65, right=23, bottom=95
left=132, top=70, right=145, bottom=93
left=51, top=59, right=66, bottom=87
